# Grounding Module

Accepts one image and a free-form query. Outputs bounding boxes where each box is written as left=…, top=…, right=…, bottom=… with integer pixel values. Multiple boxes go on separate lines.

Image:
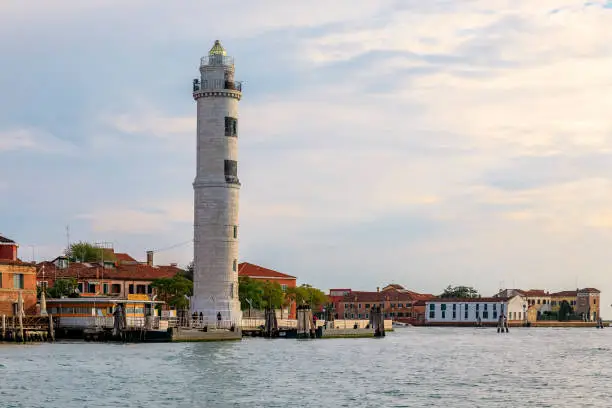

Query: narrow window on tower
left=233, top=259, right=237, bottom=272
left=233, top=225, right=238, bottom=239
left=224, top=160, right=239, bottom=184
left=224, top=117, right=238, bottom=137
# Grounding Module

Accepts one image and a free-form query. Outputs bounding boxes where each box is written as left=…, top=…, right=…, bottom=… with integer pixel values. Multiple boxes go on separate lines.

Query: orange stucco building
left=0, top=235, right=37, bottom=316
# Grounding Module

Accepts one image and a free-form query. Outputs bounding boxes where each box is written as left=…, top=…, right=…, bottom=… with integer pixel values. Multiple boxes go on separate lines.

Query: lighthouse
left=191, top=40, right=242, bottom=327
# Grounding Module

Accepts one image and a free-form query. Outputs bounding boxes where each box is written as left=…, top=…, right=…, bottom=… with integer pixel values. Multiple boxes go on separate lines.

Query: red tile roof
left=521, top=290, right=548, bottom=297
left=0, top=235, right=16, bottom=244
left=340, top=289, right=434, bottom=303
left=114, top=253, right=139, bottom=264
left=36, top=261, right=182, bottom=281
left=238, top=262, right=296, bottom=279
left=578, top=287, right=600, bottom=294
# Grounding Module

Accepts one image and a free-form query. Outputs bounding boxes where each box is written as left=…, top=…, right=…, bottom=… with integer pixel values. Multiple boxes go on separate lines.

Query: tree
left=182, top=261, right=194, bottom=281
left=558, top=300, right=573, bottom=321
left=261, top=281, right=284, bottom=310
left=440, top=285, right=480, bottom=299
left=286, top=284, right=329, bottom=309
left=66, top=241, right=115, bottom=263
left=151, top=274, right=193, bottom=310
left=238, top=276, right=264, bottom=311
left=47, top=278, right=79, bottom=298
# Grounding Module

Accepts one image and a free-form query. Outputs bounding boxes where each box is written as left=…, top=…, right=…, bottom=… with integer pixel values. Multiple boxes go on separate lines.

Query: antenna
left=66, top=225, right=70, bottom=250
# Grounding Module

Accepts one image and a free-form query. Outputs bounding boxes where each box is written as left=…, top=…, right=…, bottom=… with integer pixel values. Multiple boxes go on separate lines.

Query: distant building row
left=329, top=286, right=601, bottom=325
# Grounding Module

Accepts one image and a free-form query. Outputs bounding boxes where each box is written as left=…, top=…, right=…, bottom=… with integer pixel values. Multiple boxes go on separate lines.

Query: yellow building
left=550, top=291, right=577, bottom=313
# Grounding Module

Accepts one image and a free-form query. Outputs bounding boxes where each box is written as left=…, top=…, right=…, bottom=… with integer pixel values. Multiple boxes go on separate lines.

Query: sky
left=1, top=0, right=612, bottom=313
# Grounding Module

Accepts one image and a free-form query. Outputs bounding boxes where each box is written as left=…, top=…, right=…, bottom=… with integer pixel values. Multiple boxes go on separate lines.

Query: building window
left=281, top=284, right=287, bottom=292
left=537, top=299, right=540, bottom=304
left=224, top=117, right=238, bottom=137
left=233, top=259, right=237, bottom=272
left=137, top=285, right=146, bottom=294
left=501, top=304, right=505, bottom=313
left=102, top=283, right=109, bottom=294
left=476, top=304, right=480, bottom=311
left=452, top=304, right=457, bottom=310
left=358, top=313, right=362, bottom=318
left=224, top=160, right=239, bottom=184
left=365, top=304, right=370, bottom=308
left=230, top=283, right=234, bottom=298
left=429, top=304, right=435, bottom=311
left=594, top=299, right=597, bottom=304
left=111, top=284, right=121, bottom=294
left=88, top=283, right=96, bottom=293
left=493, top=311, right=497, bottom=319
left=452, top=311, right=456, bottom=319
left=147, top=285, right=153, bottom=294
left=441, top=304, right=447, bottom=311
left=78, top=282, right=84, bottom=293
left=129, top=284, right=134, bottom=294
left=464, top=307, right=468, bottom=319
left=233, top=225, right=238, bottom=239
left=358, top=304, right=362, bottom=309
left=429, top=310, right=435, bottom=319
left=13, top=273, right=24, bottom=289
left=483, top=310, right=489, bottom=319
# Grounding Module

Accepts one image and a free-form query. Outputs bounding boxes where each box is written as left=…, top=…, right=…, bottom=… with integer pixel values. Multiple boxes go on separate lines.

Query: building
left=425, top=297, right=510, bottom=325
left=238, top=262, right=297, bottom=318
left=190, top=40, right=242, bottom=325
left=575, top=288, right=600, bottom=321
left=334, top=284, right=434, bottom=324
left=497, top=287, right=600, bottom=321
left=550, top=290, right=577, bottom=314
left=37, top=251, right=182, bottom=300
left=0, top=235, right=37, bottom=315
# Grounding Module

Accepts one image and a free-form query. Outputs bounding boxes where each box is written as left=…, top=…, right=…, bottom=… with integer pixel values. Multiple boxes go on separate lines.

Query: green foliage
left=151, top=274, right=193, bottom=310
left=238, top=277, right=328, bottom=312
left=286, top=284, right=329, bottom=309
left=239, top=276, right=264, bottom=310
left=182, top=261, right=194, bottom=281
left=440, top=285, right=480, bottom=299
left=261, top=281, right=284, bottom=309
left=66, top=241, right=115, bottom=263
left=558, top=300, right=573, bottom=321
left=47, top=278, right=79, bottom=298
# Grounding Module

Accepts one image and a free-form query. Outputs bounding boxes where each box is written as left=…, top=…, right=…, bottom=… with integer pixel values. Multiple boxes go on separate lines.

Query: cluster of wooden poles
left=0, top=314, right=55, bottom=343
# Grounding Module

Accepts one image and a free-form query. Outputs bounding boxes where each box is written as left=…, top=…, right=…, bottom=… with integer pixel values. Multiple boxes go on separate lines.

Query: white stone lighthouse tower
left=191, top=40, right=242, bottom=326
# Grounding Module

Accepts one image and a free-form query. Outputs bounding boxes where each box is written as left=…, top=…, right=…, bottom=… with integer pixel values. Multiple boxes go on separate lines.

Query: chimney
left=377, top=287, right=380, bottom=293
left=170, top=262, right=178, bottom=267
left=146, top=251, right=154, bottom=266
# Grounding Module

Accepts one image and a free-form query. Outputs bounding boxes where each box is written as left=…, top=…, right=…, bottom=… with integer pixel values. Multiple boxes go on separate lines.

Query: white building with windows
left=425, top=296, right=525, bottom=325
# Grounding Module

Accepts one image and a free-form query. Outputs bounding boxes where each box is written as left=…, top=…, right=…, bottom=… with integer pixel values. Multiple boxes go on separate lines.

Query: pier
left=0, top=315, right=55, bottom=343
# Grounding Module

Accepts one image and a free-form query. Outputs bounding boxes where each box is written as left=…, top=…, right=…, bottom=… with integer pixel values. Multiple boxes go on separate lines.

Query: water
left=0, top=328, right=610, bottom=407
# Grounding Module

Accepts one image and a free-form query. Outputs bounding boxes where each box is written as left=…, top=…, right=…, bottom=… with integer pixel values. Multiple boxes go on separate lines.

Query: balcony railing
left=200, top=55, right=234, bottom=67
left=193, top=79, right=242, bottom=93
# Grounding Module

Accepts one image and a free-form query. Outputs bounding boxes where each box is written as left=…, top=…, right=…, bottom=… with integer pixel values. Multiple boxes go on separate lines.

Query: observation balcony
left=193, top=79, right=242, bottom=93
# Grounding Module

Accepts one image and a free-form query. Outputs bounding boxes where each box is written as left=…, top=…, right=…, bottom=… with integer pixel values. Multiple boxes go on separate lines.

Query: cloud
left=0, top=128, right=76, bottom=153
left=76, top=200, right=192, bottom=234
left=3, top=0, right=612, bottom=314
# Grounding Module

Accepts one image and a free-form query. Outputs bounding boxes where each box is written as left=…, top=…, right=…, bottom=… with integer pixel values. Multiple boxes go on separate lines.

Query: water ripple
left=0, top=328, right=611, bottom=406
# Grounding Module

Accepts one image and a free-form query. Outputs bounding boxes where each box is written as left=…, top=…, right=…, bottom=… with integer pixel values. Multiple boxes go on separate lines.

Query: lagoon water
left=1, top=327, right=610, bottom=407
